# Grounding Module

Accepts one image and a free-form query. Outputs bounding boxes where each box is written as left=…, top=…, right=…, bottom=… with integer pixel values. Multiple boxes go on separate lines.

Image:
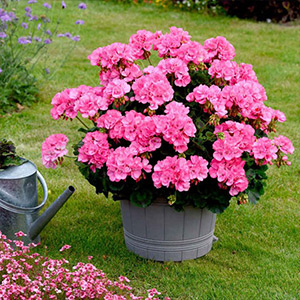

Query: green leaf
left=248, top=190, right=258, bottom=204
left=78, top=128, right=89, bottom=133
left=130, top=189, right=153, bottom=208
left=0, top=139, right=25, bottom=169
left=205, top=131, right=216, bottom=142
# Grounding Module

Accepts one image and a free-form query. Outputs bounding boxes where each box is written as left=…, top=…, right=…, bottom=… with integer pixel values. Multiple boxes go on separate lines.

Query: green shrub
left=170, top=0, right=223, bottom=14
left=218, top=0, right=300, bottom=23
left=0, top=49, right=38, bottom=114
left=0, top=0, right=84, bottom=115
left=103, top=0, right=224, bottom=15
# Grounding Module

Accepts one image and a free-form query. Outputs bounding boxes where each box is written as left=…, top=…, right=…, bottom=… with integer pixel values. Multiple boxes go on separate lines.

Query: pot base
left=120, top=199, right=217, bottom=262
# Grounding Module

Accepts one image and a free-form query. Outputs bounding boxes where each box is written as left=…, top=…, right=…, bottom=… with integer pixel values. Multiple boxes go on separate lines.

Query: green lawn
left=1, top=1, right=299, bottom=299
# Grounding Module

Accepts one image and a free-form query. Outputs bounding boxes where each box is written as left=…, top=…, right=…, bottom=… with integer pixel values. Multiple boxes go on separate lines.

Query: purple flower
left=44, top=38, right=52, bottom=44
left=18, top=37, right=31, bottom=44
left=0, top=32, right=7, bottom=38
left=75, top=20, right=84, bottom=25
left=0, top=68, right=2, bottom=73
left=72, top=35, right=80, bottom=42
left=78, top=2, right=87, bottom=9
left=0, top=14, right=11, bottom=22
left=57, top=33, right=65, bottom=37
left=28, top=0, right=37, bottom=3
left=45, top=68, right=50, bottom=74
left=46, top=29, right=52, bottom=36
left=29, top=15, right=38, bottom=21
left=43, top=3, right=51, bottom=9
left=62, top=1, right=66, bottom=9
left=37, top=23, right=41, bottom=30
left=8, top=12, right=16, bottom=20
left=34, top=36, right=42, bottom=42
left=21, top=22, right=28, bottom=29
left=25, top=7, right=32, bottom=13
left=64, top=32, right=72, bottom=39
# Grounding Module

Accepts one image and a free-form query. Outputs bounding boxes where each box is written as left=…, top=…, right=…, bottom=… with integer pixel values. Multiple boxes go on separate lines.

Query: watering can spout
left=28, top=186, right=75, bottom=241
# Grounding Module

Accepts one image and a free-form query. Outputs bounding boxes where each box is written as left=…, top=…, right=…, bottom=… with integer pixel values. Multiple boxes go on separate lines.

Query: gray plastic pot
left=120, top=198, right=217, bottom=262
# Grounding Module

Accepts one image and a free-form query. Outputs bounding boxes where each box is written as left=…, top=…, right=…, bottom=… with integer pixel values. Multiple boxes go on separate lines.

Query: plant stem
left=64, top=155, right=76, bottom=159
left=76, top=116, right=90, bottom=129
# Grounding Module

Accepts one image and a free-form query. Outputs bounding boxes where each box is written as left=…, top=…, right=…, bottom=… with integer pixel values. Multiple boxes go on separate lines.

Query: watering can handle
left=0, top=171, right=48, bottom=214
left=36, top=170, right=49, bottom=210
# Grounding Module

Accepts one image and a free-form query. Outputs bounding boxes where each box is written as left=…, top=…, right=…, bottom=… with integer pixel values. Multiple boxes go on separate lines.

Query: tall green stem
left=76, top=116, right=90, bottom=129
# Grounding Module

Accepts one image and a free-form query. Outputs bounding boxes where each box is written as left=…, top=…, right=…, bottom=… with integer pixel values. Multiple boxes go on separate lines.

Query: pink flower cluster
left=122, top=111, right=161, bottom=153
left=209, top=121, right=294, bottom=195
left=106, top=146, right=152, bottom=182
left=152, top=155, right=208, bottom=192
left=44, top=26, right=294, bottom=202
left=209, top=158, right=248, bottom=196
left=253, top=135, right=294, bottom=166
left=187, top=77, right=285, bottom=131
left=51, top=85, right=107, bottom=120
left=155, top=101, right=196, bottom=153
left=103, top=79, right=131, bottom=104
left=186, top=84, right=226, bottom=117
left=208, top=59, right=238, bottom=83
left=50, top=88, right=79, bottom=120
left=132, top=71, right=174, bottom=110
left=95, top=102, right=196, bottom=159
left=220, top=80, right=281, bottom=130
left=157, top=58, right=191, bottom=87
left=41, top=134, right=68, bottom=169
left=209, top=121, right=255, bottom=195
left=87, top=42, right=143, bottom=86
left=252, top=137, right=278, bottom=165
left=78, top=131, right=111, bottom=172
left=213, top=121, right=256, bottom=161
left=0, top=232, right=169, bottom=300
left=175, top=41, right=207, bottom=65
left=204, top=36, right=235, bottom=62
left=129, top=30, right=157, bottom=60
left=87, top=42, right=135, bottom=69
left=153, top=26, right=190, bottom=57
left=97, top=110, right=160, bottom=154
left=96, top=109, right=124, bottom=140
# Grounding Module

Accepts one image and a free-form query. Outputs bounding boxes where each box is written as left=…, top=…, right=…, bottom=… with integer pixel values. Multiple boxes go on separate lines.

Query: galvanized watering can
left=0, top=160, right=75, bottom=245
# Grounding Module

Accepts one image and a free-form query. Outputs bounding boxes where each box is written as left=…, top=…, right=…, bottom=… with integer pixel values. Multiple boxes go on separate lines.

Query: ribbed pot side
left=120, top=199, right=217, bottom=262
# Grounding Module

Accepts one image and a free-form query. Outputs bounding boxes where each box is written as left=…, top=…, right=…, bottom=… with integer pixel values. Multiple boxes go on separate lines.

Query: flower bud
left=216, top=132, right=225, bottom=140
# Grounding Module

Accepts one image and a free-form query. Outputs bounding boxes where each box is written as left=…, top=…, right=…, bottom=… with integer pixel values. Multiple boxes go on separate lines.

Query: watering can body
left=0, top=160, right=74, bottom=245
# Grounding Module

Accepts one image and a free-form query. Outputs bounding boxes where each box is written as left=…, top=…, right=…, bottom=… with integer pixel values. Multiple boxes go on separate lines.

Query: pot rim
left=0, top=159, right=37, bottom=180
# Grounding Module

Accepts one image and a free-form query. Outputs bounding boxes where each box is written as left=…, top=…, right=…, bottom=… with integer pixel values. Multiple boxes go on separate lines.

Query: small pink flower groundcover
left=41, top=26, right=294, bottom=211
left=0, top=231, right=169, bottom=299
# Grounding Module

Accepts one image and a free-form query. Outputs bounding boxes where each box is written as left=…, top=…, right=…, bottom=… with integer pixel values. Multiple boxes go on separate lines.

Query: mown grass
left=1, top=1, right=299, bottom=299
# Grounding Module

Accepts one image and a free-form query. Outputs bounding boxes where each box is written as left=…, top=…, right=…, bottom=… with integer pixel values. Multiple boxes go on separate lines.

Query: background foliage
left=104, top=0, right=300, bottom=23
left=219, top=0, right=300, bottom=23
left=0, top=0, right=81, bottom=115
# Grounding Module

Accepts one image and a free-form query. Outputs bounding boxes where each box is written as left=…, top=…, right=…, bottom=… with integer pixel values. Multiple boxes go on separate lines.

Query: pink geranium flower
left=273, top=135, right=294, bottom=154
left=252, top=137, right=278, bottom=165
left=132, top=71, right=174, bottom=110
left=42, top=134, right=68, bottom=169
left=204, top=36, right=235, bottom=62
left=78, top=131, right=111, bottom=172
left=104, top=79, right=131, bottom=100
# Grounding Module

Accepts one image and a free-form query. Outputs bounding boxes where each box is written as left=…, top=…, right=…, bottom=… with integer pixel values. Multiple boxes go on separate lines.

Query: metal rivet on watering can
left=0, top=160, right=75, bottom=245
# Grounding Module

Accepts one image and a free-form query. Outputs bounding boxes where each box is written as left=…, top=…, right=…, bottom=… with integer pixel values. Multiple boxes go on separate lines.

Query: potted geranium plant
left=42, top=27, right=294, bottom=261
